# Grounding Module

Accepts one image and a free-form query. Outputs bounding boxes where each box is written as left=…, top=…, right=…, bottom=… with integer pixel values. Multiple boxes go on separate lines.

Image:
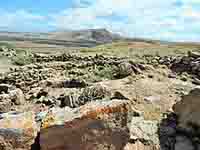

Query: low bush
left=12, top=51, right=34, bottom=66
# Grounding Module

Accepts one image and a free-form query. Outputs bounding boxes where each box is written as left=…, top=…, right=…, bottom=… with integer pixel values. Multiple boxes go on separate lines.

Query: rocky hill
left=0, top=29, right=124, bottom=48
left=47, top=28, right=123, bottom=42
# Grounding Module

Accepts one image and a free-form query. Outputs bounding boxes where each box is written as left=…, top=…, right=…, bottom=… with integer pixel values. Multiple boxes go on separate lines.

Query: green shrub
left=94, top=65, right=115, bottom=80
left=12, top=51, right=34, bottom=66
left=12, top=55, right=31, bottom=66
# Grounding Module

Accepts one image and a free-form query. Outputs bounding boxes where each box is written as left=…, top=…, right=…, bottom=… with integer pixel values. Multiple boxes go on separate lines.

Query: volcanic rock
left=40, top=100, right=133, bottom=150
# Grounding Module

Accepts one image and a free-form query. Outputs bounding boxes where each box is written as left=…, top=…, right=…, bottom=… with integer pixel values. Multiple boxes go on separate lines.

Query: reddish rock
left=40, top=100, right=132, bottom=150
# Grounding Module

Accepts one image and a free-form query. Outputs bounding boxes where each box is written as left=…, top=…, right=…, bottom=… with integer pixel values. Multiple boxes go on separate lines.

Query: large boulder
left=114, top=62, right=133, bottom=79
left=79, top=84, right=111, bottom=102
left=40, top=100, right=134, bottom=150
left=59, top=84, right=112, bottom=108
left=0, top=111, right=38, bottom=150
left=173, top=88, right=200, bottom=129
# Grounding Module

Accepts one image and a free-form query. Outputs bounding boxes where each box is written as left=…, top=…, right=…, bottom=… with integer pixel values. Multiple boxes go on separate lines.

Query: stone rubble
left=0, top=52, right=200, bottom=149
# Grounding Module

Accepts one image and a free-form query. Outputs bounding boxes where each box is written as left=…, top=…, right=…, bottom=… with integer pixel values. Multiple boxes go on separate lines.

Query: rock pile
left=1, top=51, right=200, bottom=149
left=144, top=51, right=200, bottom=78
left=0, top=54, right=142, bottom=89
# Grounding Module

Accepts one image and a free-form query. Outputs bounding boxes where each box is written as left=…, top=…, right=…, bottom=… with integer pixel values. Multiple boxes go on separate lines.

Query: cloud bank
left=1, top=0, right=200, bottom=41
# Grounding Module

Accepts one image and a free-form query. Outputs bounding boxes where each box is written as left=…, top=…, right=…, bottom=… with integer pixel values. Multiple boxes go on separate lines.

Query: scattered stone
left=1, top=51, right=200, bottom=149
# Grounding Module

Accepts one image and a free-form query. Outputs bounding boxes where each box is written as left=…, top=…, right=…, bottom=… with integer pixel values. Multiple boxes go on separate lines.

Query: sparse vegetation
left=0, top=42, right=14, bottom=49
left=94, top=65, right=115, bottom=80
left=80, top=41, right=200, bottom=58
left=66, top=65, right=116, bottom=83
left=11, top=50, right=34, bottom=66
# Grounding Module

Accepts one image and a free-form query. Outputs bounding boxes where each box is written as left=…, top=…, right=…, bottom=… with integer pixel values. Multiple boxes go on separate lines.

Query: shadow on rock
left=31, top=133, right=41, bottom=150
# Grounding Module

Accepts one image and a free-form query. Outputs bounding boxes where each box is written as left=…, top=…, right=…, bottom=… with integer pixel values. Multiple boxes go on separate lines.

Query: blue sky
left=1, top=0, right=200, bottom=41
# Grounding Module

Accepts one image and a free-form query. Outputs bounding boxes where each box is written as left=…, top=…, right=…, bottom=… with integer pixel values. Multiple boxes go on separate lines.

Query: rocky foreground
left=0, top=51, right=200, bottom=149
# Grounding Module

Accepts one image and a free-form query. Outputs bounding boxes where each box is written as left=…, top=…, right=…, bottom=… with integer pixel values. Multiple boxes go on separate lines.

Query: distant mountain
left=47, top=28, right=123, bottom=43
left=0, top=29, right=125, bottom=47
left=0, top=29, right=199, bottom=48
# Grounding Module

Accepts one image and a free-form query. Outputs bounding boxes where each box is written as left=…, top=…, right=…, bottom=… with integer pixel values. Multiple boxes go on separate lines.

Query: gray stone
left=129, top=116, right=159, bottom=145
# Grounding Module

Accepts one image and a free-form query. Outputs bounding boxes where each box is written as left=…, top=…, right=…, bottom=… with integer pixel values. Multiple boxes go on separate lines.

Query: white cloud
left=1, top=0, right=200, bottom=41
left=51, top=0, right=185, bottom=40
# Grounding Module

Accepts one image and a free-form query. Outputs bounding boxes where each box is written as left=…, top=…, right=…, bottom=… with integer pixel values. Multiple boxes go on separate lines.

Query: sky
left=0, top=0, right=200, bottom=41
